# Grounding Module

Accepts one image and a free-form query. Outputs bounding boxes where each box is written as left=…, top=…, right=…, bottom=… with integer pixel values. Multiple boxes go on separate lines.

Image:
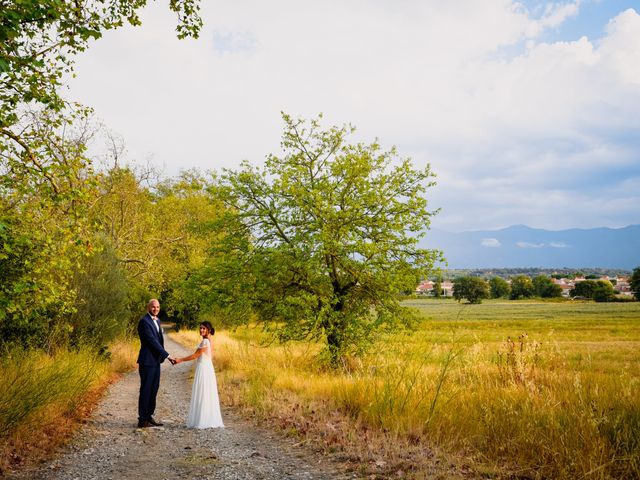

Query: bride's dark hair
left=200, top=321, right=215, bottom=336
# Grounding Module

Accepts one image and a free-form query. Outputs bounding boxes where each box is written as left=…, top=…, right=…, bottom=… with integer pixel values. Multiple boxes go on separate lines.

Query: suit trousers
left=138, top=364, right=161, bottom=422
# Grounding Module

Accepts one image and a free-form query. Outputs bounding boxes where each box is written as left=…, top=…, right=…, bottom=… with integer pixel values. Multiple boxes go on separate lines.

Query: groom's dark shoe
left=137, top=420, right=152, bottom=428
left=148, top=417, right=163, bottom=427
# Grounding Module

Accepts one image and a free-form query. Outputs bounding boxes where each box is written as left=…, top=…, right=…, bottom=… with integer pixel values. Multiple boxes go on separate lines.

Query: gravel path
left=7, top=337, right=350, bottom=480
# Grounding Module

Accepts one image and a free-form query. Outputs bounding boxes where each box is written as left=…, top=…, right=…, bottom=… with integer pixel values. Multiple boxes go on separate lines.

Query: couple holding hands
left=137, top=299, right=224, bottom=430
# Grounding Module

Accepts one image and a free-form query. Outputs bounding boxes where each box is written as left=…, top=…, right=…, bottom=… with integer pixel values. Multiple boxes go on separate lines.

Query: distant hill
left=420, top=224, right=640, bottom=269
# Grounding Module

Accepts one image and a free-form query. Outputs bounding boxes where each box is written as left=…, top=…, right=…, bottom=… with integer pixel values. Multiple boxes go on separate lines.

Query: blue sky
left=522, top=0, right=638, bottom=41
left=68, top=1, right=640, bottom=233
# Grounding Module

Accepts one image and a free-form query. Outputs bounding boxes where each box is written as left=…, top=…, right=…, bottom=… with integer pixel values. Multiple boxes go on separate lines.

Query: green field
left=402, top=299, right=640, bottom=371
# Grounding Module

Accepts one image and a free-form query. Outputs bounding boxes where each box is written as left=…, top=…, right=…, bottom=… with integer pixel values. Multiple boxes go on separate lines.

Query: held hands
left=168, top=356, right=181, bottom=365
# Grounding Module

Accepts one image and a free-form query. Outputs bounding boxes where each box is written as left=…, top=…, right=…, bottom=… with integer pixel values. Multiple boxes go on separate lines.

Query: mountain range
left=419, top=224, right=640, bottom=270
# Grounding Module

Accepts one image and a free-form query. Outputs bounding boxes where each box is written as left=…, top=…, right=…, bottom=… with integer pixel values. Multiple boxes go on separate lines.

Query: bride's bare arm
left=175, top=346, right=205, bottom=364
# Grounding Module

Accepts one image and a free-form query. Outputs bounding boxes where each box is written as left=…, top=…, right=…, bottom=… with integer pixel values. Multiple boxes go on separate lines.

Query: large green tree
left=592, top=280, right=615, bottom=303
left=489, top=276, right=510, bottom=299
left=510, top=275, right=534, bottom=300
left=570, top=280, right=597, bottom=298
left=0, top=109, right=96, bottom=349
left=532, top=275, right=562, bottom=298
left=211, top=113, right=442, bottom=364
left=453, top=276, right=489, bottom=304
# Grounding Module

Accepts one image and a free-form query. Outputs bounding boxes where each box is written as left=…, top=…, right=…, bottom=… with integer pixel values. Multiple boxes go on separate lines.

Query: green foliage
left=631, top=267, right=640, bottom=301
left=453, top=276, right=489, bottom=304
left=152, top=170, right=225, bottom=329
left=0, top=109, right=99, bottom=349
left=570, top=280, right=597, bottom=298
left=593, top=280, right=616, bottom=303
left=0, top=217, right=43, bottom=347
left=1, top=0, right=204, bottom=351
left=509, top=275, right=534, bottom=300
left=532, top=275, right=562, bottom=298
left=211, top=113, right=442, bottom=365
left=489, top=276, right=510, bottom=299
left=69, top=235, right=131, bottom=347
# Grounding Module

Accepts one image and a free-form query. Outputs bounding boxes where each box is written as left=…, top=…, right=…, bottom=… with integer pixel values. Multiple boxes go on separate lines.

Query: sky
left=67, top=0, right=640, bottom=233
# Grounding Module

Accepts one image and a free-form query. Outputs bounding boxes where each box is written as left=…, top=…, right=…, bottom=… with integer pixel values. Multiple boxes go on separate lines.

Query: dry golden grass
left=172, top=301, right=640, bottom=479
left=0, top=337, right=138, bottom=476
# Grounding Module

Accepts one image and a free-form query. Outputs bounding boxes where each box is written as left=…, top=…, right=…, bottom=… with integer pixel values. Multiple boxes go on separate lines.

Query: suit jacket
left=137, top=312, right=170, bottom=366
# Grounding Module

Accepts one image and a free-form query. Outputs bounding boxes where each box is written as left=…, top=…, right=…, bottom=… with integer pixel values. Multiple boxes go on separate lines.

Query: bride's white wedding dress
left=186, top=338, right=224, bottom=429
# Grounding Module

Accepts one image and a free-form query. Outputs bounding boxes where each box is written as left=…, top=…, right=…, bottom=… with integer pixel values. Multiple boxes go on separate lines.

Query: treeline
left=443, top=267, right=632, bottom=279
left=449, top=272, right=640, bottom=304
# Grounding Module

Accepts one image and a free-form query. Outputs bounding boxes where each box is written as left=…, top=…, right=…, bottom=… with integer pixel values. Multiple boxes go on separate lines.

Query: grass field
left=179, top=299, right=640, bottom=479
left=404, top=299, right=640, bottom=371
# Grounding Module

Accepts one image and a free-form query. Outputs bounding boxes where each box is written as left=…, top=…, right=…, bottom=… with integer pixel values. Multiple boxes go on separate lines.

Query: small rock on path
left=7, top=336, right=350, bottom=480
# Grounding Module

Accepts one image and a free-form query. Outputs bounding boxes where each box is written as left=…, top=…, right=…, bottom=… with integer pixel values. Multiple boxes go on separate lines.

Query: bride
left=175, top=321, right=224, bottom=429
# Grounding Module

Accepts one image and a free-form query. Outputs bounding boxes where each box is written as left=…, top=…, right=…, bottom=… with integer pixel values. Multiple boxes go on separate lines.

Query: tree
left=532, top=275, right=562, bottom=298
left=1, top=1, right=202, bottom=350
left=453, top=276, right=490, bottom=304
left=1, top=0, right=202, bottom=130
left=630, top=267, right=640, bottom=301
left=211, top=113, right=442, bottom=365
left=0, top=109, right=97, bottom=349
left=1, top=1, right=203, bottom=259
left=489, top=277, right=510, bottom=298
left=592, top=280, right=615, bottom=302
left=433, top=276, right=442, bottom=298
left=510, top=275, right=534, bottom=300
left=570, top=280, right=597, bottom=299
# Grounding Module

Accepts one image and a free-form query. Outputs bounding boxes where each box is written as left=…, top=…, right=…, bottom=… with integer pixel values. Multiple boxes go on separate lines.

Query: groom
left=137, top=299, right=175, bottom=428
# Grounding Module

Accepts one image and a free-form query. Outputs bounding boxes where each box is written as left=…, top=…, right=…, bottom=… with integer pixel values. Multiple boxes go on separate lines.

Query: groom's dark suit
left=137, top=312, right=170, bottom=425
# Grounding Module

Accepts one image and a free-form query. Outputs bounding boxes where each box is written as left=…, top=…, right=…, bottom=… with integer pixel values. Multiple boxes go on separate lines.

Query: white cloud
left=549, top=242, right=570, bottom=248
left=599, top=9, right=640, bottom=85
left=481, top=238, right=502, bottom=247
left=516, top=242, right=545, bottom=248
left=67, top=2, right=640, bottom=232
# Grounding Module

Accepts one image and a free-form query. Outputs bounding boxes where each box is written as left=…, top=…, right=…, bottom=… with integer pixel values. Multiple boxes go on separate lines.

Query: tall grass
left=185, top=300, right=640, bottom=479
left=0, top=337, right=138, bottom=474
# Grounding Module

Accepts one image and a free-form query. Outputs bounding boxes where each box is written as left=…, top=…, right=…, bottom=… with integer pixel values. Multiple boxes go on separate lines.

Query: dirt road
left=7, top=336, right=350, bottom=480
